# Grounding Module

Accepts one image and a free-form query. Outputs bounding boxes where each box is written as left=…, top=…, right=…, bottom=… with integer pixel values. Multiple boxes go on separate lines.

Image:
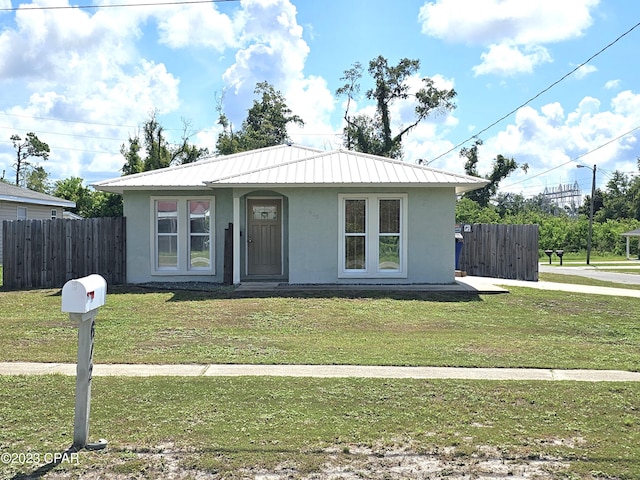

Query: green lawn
left=2, top=276, right=640, bottom=478
left=1, top=376, right=639, bottom=479
left=0, top=286, right=638, bottom=370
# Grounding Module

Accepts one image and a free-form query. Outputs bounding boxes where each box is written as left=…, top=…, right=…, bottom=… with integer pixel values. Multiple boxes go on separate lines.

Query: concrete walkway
left=458, top=275, right=640, bottom=298
left=1, top=362, right=639, bottom=382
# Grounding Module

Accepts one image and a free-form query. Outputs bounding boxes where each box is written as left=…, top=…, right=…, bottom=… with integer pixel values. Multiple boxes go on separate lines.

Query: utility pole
left=577, top=164, right=596, bottom=265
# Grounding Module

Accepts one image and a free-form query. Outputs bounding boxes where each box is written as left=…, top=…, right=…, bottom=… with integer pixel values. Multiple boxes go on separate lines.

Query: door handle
left=248, top=239, right=253, bottom=243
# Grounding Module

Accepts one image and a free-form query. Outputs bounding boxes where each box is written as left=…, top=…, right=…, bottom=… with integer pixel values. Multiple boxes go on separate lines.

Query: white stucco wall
left=123, top=189, right=233, bottom=284
left=286, top=187, right=456, bottom=284
left=123, top=186, right=457, bottom=285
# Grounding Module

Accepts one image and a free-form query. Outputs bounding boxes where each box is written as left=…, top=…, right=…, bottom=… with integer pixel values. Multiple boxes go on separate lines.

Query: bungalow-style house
left=0, top=182, right=76, bottom=264
left=94, top=144, right=488, bottom=285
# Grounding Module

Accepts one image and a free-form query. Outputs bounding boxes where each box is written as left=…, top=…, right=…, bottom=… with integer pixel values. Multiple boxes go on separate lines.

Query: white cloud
left=573, top=64, right=597, bottom=80
left=540, top=102, right=564, bottom=125
left=156, top=3, right=237, bottom=50
left=0, top=0, right=187, bottom=183
left=611, top=90, right=640, bottom=116
left=484, top=91, right=640, bottom=195
left=419, top=0, right=599, bottom=76
left=286, top=75, right=338, bottom=149
left=472, top=43, right=552, bottom=76
left=221, top=0, right=310, bottom=124
left=605, top=79, right=621, bottom=90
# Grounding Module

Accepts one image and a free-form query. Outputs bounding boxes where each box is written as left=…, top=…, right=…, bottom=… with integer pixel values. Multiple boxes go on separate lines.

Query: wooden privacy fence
left=459, top=224, right=539, bottom=281
left=2, top=217, right=126, bottom=290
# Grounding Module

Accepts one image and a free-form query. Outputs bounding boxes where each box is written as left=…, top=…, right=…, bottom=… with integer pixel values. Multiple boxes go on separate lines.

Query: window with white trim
left=339, top=194, right=407, bottom=278
left=17, top=206, right=27, bottom=220
left=152, top=197, right=214, bottom=274
left=51, top=209, right=58, bottom=219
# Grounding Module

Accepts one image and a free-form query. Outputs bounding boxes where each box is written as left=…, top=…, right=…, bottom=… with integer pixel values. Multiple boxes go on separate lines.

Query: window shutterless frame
left=338, top=194, right=407, bottom=278
left=150, top=196, right=215, bottom=275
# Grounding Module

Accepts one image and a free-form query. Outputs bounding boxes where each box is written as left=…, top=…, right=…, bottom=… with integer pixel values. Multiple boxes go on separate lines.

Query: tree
left=336, top=56, right=457, bottom=159
left=53, top=177, right=123, bottom=218
left=460, top=139, right=528, bottom=207
left=171, top=119, right=209, bottom=164
left=120, top=135, right=143, bottom=176
left=88, top=190, right=123, bottom=217
left=53, top=177, right=93, bottom=217
left=216, top=82, right=304, bottom=155
left=25, top=166, right=52, bottom=194
left=120, top=113, right=209, bottom=174
left=596, top=170, right=634, bottom=221
left=10, top=132, right=50, bottom=187
left=629, top=158, right=640, bottom=220
left=142, top=111, right=172, bottom=171
left=456, top=197, right=499, bottom=224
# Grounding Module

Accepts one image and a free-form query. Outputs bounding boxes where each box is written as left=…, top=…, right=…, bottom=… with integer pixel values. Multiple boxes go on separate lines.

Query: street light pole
left=577, top=164, right=596, bottom=265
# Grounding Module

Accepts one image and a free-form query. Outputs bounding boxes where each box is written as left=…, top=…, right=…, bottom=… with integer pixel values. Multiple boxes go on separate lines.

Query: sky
left=1, top=0, right=640, bottom=201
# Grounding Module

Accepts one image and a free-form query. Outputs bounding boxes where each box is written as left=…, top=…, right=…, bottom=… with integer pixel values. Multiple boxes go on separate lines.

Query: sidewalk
left=458, top=275, right=640, bottom=298
left=1, top=362, right=639, bottom=382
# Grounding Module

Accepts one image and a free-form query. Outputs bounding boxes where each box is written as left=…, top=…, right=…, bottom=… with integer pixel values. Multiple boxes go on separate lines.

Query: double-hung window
left=152, top=197, right=214, bottom=274
left=339, top=194, right=407, bottom=278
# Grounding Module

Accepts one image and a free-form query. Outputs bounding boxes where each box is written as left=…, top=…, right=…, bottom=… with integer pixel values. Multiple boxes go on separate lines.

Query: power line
left=0, top=0, right=238, bottom=12
left=0, top=111, right=138, bottom=130
left=502, top=124, right=640, bottom=190
left=0, top=138, right=120, bottom=155
left=0, top=124, right=126, bottom=142
left=426, top=19, right=640, bottom=165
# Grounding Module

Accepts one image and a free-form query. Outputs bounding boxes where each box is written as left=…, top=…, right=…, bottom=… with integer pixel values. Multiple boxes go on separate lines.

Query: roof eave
left=0, top=195, right=76, bottom=208
left=93, top=185, right=214, bottom=195
left=204, top=181, right=490, bottom=190
left=455, top=182, right=490, bottom=194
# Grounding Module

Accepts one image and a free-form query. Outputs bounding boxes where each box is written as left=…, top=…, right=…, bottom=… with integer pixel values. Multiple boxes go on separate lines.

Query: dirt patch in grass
left=36, top=443, right=569, bottom=479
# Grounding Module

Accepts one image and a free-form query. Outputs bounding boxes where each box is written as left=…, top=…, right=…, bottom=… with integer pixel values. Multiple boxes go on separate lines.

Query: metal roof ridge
left=203, top=147, right=334, bottom=184
left=94, top=144, right=324, bottom=186
left=335, top=148, right=490, bottom=183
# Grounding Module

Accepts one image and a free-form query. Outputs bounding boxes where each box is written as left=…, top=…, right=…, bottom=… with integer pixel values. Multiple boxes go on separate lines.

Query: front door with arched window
left=247, top=198, right=282, bottom=276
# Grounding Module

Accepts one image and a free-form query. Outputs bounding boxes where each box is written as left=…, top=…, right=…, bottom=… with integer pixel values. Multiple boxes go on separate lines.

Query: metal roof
left=94, top=144, right=488, bottom=194
left=621, top=228, right=640, bottom=237
left=0, top=182, right=76, bottom=208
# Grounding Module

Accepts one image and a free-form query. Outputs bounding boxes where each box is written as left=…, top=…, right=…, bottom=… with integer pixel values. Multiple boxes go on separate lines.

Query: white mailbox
left=61, top=274, right=108, bottom=450
left=62, top=274, right=107, bottom=314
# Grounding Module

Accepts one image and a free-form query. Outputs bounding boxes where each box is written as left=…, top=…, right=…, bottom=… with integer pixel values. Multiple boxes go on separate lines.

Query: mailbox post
left=61, top=274, right=107, bottom=450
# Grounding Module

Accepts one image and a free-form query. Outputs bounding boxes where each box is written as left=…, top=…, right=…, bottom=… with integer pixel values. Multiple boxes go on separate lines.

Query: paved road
left=539, top=263, right=640, bottom=285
